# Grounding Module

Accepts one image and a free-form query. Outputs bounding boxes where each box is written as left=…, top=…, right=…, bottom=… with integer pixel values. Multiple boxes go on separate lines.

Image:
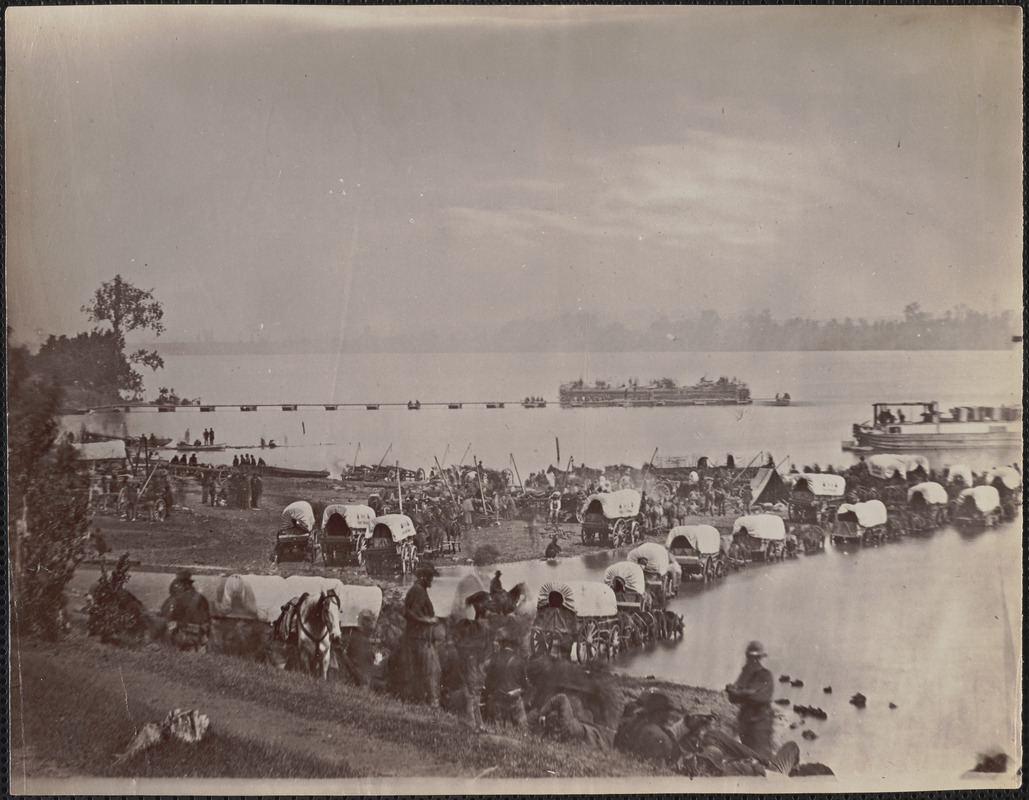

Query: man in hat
left=537, top=666, right=616, bottom=750
left=614, top=689, right=686, bottom=762
left=489, top=570, right=504, bottom=597
left=484, top=627, right=529, bottom=729
left=726, top=640, right=775, bottom=757
left=403, top=565, right=441, bottom=706
left=548, top=492, right=561, bottom=525
left=159, top=571, right=211, bottom=652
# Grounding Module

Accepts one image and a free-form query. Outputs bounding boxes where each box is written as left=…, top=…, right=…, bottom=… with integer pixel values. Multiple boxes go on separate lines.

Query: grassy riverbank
left=13, top=631, right=735, bottom=781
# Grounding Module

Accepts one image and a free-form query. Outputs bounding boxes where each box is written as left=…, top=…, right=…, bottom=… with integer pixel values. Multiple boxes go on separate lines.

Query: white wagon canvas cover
left=584, top=489, right=641, bottom=520
left=907, top=482, right=949, bottom=506
left=536, top=581, right=618, bottom=618
left=322, top=503, right=376, bottom=533
left=280, top=501, right=316, bottom=533
left=209, top=574, right=381, bottom=627
left=733, top=514, right=787, bottom=540
left=793, top=473, right=846, bottom=497
left=628, top=542, right=671, bottom=574
left=666, top=524, right=721, bottom=555
left=866, top=455, right=908, bottom=480
left=603, top=561, right=646, bottom=595
left=371, top=514, right=417, bottom=543
left=958, top=486, right=1001, bottom=514
left=988, top=467, right=1021, bottom=491
left=837, top=499, right=888, bottom=529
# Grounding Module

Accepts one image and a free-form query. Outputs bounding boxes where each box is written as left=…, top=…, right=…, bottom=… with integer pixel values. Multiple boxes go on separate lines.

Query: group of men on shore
left=378, top=564, right=781, bottom=771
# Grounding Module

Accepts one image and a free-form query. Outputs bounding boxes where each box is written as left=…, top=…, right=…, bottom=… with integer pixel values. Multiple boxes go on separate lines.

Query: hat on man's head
left=746, top=640, right=767, bottom=658
left=175, top=570, right=194, bottom=585
left=495, top=570, right=502, bottom=577
left=640, top=690, right=674, bottom=714
left=415, top=564, right=439, bottom=578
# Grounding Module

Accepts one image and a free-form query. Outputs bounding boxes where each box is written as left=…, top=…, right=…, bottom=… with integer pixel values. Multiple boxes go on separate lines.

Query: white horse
left=295, top=590, right=342, bottom=679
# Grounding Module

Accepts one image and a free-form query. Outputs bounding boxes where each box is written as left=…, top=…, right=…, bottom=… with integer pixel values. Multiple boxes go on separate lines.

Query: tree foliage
left=87, top=553, right=148, bottom=644
left=8, top=339, right=91, bottom=639
left=33, top=329, right=136, bottom=404
left=81, top=275, right=166, bottom=397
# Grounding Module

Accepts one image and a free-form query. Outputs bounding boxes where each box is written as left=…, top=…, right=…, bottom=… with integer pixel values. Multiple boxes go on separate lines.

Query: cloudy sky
left=6, top=6, right=1022, bottom=346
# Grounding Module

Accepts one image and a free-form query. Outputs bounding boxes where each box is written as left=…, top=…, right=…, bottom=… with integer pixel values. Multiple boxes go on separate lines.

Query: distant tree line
left=138, top=302, right=1021, bottom=355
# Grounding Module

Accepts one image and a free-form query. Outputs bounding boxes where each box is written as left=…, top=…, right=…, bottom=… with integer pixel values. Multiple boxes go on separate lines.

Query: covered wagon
left=580, top=489, right=642, bottom=546
left=275, top=501, right=321, bottom=564
left=788, top=474, right=846, bottom=524
left=666, top=525, right=725, bottom=581
left=603, top=561, right=653, bottom=649
left=953, top=486, right=1002, bottom=528
left=364, top=514, right=419, bottom=576
left=905, top=482, right=949, bottom=532
left=832, top=499, right=888, bottom=545
left=628, top=542, right=677, bottom=603
left=530, top=581, right=619, bottom=663
left=732, top=514, right=787, bottom=562
left=321, top=504, right=375, bottom=566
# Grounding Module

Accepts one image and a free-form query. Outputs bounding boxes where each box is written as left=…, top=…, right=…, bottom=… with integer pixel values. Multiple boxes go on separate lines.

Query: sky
left=5, top=5, right=1023, bottom=347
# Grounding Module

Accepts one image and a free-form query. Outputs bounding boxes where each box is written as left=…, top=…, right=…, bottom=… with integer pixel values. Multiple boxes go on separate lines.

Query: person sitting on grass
left=159, top=571, right=211, bottom=652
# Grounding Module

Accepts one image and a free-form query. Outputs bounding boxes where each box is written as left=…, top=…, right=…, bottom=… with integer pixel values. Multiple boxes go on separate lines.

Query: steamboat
left=842, top=401, right=1022, bottom=453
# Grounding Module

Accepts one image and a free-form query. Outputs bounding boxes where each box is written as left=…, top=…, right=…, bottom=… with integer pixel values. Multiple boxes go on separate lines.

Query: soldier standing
left=726, top=640, right=774, bottom=758
left=403, top=565, right=441, bottom=707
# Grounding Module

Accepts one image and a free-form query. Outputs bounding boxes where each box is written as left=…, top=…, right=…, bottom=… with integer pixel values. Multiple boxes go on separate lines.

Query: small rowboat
left=262, top=465, right=331, bottom=480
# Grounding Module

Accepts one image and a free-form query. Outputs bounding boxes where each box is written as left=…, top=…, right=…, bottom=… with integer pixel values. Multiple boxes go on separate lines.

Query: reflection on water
left=432, top=517, right=1022, bottom=779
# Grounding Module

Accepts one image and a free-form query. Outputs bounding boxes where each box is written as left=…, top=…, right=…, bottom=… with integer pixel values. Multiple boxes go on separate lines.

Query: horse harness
left=297, top=590, right=341, bottom=658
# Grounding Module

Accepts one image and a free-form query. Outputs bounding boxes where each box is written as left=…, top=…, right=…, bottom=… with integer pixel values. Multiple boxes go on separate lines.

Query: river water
left=66, top=349, right=1022, bottom=781
left=70, top=349, right=1022, bottom=475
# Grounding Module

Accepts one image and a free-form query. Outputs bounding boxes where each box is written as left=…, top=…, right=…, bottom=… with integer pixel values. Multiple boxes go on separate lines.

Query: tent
left=750, top=468, right=790, bottom=505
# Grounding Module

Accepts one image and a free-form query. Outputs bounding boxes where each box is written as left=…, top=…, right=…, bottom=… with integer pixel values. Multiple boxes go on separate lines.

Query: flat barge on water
left=559, top=376, right=751, bottom=408
left=842, top=401, right=1022, bottom=452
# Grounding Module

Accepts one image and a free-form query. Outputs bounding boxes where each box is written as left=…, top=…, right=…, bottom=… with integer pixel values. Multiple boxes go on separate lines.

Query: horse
left=295, top=590, right=342, bottom=679
left=465, top=582, right=530, bottom=618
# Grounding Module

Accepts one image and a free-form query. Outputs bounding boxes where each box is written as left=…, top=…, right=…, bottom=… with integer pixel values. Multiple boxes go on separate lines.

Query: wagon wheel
left=153, top=498, right=167, bottom=521
left=630, top=520, right=641, bottom=543
left=714, top=559, right=726, bottom=578
left=215, top=466, right=231, bottom=489
left=575, top=503, right=587, bottom=524
left=530, top=628, right=548, bottom=657
left=355, top=543, right=365, bottom=566
left=577, top=623, right=599, bottom=664
left=612, top=519, right=629, bottom=547
left=116, top=488, right=129, bottom=516
left=608, top=626, right=621, bottom=659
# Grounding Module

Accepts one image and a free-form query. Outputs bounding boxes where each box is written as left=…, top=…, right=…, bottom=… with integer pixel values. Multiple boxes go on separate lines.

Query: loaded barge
left=559, top=376, right=751, bottom=408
